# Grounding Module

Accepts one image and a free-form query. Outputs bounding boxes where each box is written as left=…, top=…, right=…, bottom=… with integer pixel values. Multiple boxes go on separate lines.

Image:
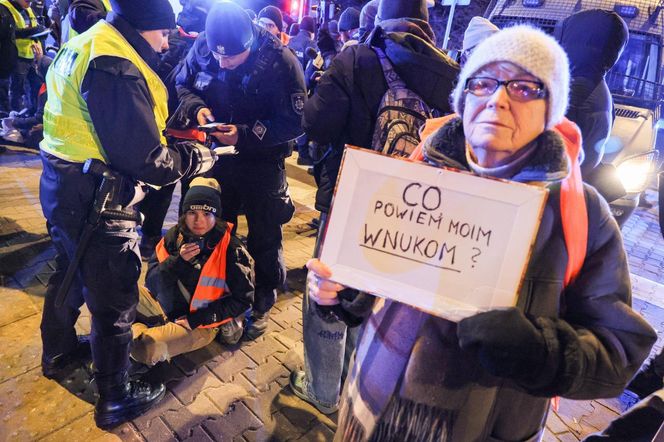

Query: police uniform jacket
left=175, top=25, right=306, bottom=162
left=40, top=12, right=204, bottom=226
left=287, top=30, right=316, bottom=70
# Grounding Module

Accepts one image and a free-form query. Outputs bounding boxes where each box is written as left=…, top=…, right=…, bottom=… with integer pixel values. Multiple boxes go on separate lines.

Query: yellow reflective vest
left=0, top=0, right=39, bottom=59
left=41, top=20, right=168, bottom=163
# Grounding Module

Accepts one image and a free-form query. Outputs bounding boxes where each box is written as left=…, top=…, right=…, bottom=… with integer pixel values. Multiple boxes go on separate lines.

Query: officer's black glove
left=316, top=28, right=337, bottom=56
left=182, top=141, right=216, bottom=178
left=457, top=307, right=547, bottom=382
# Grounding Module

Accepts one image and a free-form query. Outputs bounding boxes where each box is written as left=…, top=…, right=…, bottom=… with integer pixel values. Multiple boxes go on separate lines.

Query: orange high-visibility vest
left=155, top=223, right=235, bottom=328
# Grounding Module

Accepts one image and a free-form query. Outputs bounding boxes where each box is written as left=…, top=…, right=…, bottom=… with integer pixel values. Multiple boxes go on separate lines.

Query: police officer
left=0, top=0, right=42, bottom=112
left=176, top=1, right=306, bottom=339
left=138, top=0, right=216, bottom=258
left=39, top=0, right=215, bottom=429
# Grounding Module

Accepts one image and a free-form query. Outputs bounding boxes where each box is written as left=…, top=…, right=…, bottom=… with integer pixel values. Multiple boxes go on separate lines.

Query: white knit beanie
left=452, top=25, right=570, bottom=129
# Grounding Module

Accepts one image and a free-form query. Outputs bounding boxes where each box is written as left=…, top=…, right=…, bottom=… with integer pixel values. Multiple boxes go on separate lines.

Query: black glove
left=316, top=28, right=337, bottom=57
left=457, top=307, right=547, bottom=382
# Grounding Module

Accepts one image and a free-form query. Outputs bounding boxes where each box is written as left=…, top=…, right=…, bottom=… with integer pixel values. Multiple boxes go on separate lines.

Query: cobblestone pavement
left=1, top=144, right=663, bottom=441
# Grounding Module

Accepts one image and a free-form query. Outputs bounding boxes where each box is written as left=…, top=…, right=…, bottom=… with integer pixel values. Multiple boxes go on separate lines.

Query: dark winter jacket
left=145, top=220, right=254, bottom=329
left=336, top=117, right=656, bottom=442
left=287, top=29, right=316, bottom=70
left=560, top=10, right=628, bottom=174
left=40, top=13, right=205, bottom=227
left=175, top=25, right=306, bottom=161
left=69, top=0, right=107, bottom=35
left=0, top=3, right=17, bottom=77
left=157, top=26, right=198, bottom=114
left=303, top=19, right=459, bottom=212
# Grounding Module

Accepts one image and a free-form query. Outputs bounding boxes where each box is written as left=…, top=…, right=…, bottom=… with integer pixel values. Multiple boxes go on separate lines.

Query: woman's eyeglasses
left=465, top=77, right=547, bottom=102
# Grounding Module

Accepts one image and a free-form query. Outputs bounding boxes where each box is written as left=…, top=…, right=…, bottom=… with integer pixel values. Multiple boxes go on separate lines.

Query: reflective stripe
left=191, top=298, right=212, bottom=310
left=199, top=276, right=229, bottom=290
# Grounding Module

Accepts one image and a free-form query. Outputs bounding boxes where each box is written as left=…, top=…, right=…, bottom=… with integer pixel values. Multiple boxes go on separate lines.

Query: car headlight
left=616, top=151, right=658, bottom=193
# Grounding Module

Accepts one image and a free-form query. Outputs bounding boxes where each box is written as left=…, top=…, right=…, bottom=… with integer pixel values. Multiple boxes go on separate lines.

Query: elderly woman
left=306, top=26, right=656, bottom=441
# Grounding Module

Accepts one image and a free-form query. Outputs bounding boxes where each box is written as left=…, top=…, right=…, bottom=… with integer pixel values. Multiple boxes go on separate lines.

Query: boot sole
left=94, top=388, right=166, bottom=430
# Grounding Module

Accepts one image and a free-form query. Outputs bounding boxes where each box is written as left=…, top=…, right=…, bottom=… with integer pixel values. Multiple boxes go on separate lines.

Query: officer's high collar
left=106, top=12, right=162, bottom=72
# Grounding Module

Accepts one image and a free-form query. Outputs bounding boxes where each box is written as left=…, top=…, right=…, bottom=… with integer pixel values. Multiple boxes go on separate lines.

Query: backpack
left=370, top=46, right=433, bottom=158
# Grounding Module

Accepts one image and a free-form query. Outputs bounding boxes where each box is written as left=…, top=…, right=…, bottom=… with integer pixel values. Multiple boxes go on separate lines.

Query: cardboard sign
left=319, top=147, right=548, bottom=321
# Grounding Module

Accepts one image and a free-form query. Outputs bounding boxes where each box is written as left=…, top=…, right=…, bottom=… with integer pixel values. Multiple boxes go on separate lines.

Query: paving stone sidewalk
left=1, top=144, right=664, bottom=441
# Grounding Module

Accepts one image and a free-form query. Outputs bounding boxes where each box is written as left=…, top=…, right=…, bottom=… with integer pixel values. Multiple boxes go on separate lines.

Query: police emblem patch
left=252, top=120, right=267, bottom=140
left=291, top=93, right=306, bottom=116
left=53, top=48, right=78, bottom=77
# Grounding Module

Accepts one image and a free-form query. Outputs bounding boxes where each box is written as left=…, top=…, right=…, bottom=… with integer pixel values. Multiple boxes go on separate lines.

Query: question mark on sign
left=471, top=247, right=481, bottom=268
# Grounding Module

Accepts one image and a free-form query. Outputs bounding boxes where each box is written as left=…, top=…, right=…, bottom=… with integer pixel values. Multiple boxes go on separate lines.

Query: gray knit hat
left=452, top=25, right=570, bottom=129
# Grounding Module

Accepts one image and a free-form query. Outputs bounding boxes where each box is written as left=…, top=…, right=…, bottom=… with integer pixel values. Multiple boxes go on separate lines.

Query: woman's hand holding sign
left=306, top=259, right=345, bottom=306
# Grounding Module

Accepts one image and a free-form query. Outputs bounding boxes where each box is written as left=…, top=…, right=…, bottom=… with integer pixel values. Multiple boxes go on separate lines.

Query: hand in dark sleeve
left=303, top=47, right=352, bottom=145
left=175, top=35, right=210, bottom=124
left=84, top=56, right=207, bottom=186
left=458, top=307, right=548, bottom=382
left=69, top=0, right=107, bottom=34
left=187, top=238, right=255, bottom=329
left=234, top=50, right=306, bottom=154
left=316, top=289, right=375, bottom=327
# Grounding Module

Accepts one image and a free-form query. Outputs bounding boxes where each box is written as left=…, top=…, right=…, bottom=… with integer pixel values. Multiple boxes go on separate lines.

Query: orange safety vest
left=155, top=223, right=235, bottom=328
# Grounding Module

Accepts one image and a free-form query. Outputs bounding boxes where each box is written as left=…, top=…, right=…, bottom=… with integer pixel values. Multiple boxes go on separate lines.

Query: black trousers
left=9, top=58, right=40, bottom=113
left=0, top=78, right=10, bottom=113
left=139, top=183, right=176, bottom=239
left=212, top=156, right=294, bottom=314
left=40, top=221, right=141, bottom=400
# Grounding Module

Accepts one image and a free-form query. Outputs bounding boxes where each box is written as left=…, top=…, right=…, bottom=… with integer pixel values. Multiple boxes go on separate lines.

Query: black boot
left=42, top=335, right=92, bottom=379
left=94, top=380, right=166, bottom=430
left=244, top=311, right=270, bottom=341
left=626, top=362, right=664, bottom=399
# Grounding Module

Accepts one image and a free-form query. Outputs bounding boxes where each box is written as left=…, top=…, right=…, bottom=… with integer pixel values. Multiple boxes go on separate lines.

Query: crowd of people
left=1, top=0, right=663, bottom=439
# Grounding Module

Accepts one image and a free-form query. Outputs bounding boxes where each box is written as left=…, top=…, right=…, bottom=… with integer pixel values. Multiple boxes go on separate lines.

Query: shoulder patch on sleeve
left=291, top=93, right=306, bottom=116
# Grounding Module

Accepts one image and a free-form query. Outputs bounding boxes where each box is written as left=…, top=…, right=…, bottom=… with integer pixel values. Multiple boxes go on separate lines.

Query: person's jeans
left=301, top=212, right=359, bottom=406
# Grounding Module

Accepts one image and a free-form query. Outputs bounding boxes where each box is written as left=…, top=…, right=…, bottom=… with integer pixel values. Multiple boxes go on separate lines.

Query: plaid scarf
left=337, top=298, right=428, bottom=440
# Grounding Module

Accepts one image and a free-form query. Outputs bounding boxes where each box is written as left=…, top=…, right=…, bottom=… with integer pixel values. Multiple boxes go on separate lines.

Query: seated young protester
left=306, top=26, right=657, bottom=441
left=131, top=178, right=255, bottom=366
